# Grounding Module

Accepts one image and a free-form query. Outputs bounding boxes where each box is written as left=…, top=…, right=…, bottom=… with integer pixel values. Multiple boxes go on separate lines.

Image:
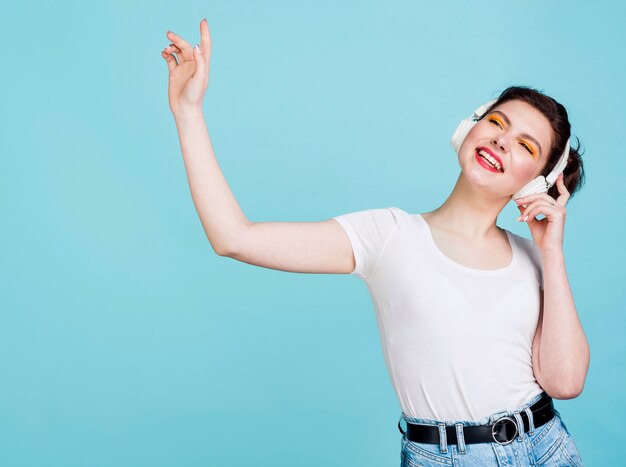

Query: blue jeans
left=399, top=391, right=584, bottom=466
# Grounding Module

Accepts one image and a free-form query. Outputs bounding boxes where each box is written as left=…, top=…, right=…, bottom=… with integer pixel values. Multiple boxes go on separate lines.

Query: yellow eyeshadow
left=522, top=142, right=537, bottom=156
left=488, top=116, right=504, bottom=128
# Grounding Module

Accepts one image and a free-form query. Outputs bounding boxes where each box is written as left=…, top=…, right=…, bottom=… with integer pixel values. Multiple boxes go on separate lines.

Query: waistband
left=399, top=392, right=557, bottom=448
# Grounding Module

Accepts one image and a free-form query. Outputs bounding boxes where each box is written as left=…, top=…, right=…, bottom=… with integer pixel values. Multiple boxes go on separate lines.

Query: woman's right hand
left=161, top=18, right=211, bottom=117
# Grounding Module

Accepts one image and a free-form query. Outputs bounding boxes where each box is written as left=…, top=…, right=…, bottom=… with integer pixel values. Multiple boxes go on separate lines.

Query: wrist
left=540, top=247, right=564, bottom=261
left=173, top=105, right=203, bottom=122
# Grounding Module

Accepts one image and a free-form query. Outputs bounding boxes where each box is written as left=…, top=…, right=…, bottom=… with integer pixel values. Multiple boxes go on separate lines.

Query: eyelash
left=487, top=117, right=535, bottom=155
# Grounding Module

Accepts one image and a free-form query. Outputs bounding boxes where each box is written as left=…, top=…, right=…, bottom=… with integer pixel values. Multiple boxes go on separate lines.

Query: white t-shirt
left=333, top=206, right=545, bottom=422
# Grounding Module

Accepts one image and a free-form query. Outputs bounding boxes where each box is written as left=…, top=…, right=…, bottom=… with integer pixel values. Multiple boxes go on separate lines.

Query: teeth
left=478, top=149, right=503, bottom=172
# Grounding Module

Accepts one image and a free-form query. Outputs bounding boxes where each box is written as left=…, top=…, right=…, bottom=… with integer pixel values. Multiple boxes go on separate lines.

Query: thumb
left=193, top=44, right=206, bottom=78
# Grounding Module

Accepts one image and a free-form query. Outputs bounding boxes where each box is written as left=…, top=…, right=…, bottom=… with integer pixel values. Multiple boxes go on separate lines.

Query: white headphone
left=451, top=99, right=570, bottom=200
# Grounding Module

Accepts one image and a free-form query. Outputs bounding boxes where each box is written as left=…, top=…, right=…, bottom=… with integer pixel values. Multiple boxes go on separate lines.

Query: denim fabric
left=399, top=392, right=584, bottom=466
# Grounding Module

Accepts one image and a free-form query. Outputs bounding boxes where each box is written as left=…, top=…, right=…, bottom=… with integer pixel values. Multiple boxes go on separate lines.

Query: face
left=458, top=99, right=554, bottom=198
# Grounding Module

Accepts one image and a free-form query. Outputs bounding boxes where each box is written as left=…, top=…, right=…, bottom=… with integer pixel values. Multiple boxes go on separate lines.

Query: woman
left=161, top=19, right=589, bottom=466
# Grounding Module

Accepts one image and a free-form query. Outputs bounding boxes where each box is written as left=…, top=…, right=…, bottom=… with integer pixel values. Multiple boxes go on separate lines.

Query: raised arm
left=162, top=19, right=355, bottom=274
left=225, top=219, right=355, bottom=274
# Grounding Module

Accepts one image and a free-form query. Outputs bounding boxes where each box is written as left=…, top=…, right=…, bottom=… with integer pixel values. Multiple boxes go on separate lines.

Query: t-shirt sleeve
left=332, top=207, right=401, bottom=281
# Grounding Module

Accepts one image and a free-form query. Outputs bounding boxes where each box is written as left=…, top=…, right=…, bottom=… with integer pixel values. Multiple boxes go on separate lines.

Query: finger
left=166, top=30, right=194, bottom=61
left=164, top=43, right=183, bottom=63
left=514, top=192, right=553, bottom=207
left=523, top=206, right=548, bottom=224
left=165, top=43, right=182, bottom=55
left=519, top=202, right=561, bottom=223
left=517, top=199, right=540, bottom=222
left=517, top=199, right=546, bottom=221
left=557, top=192, right=570, bottom=206
left=161, top=48, right=179, bottom=71
left=200, top=18, right=212, bottom=56
left=192, top=43, right=206, bottom=79
left=515, top=191, right=566, bottom=209
left=556, top=173, right=571, bottom=205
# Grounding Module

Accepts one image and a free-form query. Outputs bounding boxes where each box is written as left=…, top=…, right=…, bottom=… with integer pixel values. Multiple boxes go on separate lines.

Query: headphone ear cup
left=451, top=99, right=498, bottom=154
left=451, top=119, right=476, bottom=153
left=512, top=176, right=549, bottom=200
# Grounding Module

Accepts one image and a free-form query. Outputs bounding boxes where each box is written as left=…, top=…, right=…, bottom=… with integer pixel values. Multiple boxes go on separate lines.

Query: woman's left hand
left=514, top=173, right=570, bottom=254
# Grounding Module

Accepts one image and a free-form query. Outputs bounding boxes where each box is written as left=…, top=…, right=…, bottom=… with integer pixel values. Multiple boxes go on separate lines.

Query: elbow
left=545, top=379, right=586, bottom=400
left=209, top=237, right=235, bottom=257
left=207, top=231, right=241, bottom=257
left=214, top=243, right=233, bottom=257
left=539, top=349, right=590, bottom=401
left=212, top=224, right=247, bottom=257
left=547, top=387, right=582, bottom=400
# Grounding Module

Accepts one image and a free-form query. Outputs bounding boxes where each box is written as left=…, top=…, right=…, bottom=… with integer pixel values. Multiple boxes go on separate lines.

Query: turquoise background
left=2, top=1, right=623, bottom=465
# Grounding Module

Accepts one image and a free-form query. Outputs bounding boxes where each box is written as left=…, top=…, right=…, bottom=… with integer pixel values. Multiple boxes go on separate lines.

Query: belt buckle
left=491, top=416, right=518, bottom=445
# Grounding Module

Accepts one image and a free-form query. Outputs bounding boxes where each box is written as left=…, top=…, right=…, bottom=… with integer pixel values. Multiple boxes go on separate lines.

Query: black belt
left=398, top=392, right=554, bottom=446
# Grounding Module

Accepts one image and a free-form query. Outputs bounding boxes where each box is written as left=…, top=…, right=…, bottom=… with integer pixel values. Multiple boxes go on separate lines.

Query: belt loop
left=455, top=423, right=466, bottom=454
left=524, top=407, right=535, bottom=435
left=513, top=411, right=525, bottom=442
left=438, top=423, right=448, bottom=454
left=398, top=414, right=406, bottom=436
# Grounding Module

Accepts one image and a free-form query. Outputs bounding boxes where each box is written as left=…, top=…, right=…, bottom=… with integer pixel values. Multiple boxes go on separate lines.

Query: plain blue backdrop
left=2, top=1, right=624, bottom=465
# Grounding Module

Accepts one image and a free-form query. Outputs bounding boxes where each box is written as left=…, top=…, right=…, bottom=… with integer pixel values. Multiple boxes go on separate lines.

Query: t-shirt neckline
left=414, top=213, right=518, bottom=275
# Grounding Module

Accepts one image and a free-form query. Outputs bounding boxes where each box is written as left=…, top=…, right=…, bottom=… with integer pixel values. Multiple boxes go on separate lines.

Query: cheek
left=514, top=161, right=541, bottom=182
left=462, top=125, right=483, bottom=147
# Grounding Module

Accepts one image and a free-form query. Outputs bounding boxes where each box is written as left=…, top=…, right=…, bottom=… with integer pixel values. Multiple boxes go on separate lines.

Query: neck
left=425, top=172, right=512, bottom=239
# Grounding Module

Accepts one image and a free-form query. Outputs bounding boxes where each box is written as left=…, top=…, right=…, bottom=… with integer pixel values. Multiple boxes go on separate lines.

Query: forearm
left=537, top=249, right=590, bottom=397
left=173, top=106, right=248, bottom=254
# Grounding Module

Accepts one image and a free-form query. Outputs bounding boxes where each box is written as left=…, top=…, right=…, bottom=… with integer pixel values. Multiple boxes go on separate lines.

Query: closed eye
left=520, top=142, right=534, bottom=154
left=488, top=117, right=503, bottom=129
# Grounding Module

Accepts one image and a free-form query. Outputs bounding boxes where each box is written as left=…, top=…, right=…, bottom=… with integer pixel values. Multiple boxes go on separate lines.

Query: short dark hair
left=481, top=85, right=586, bottom=200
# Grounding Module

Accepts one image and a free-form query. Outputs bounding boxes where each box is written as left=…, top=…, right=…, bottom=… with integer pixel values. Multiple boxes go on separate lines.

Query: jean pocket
left=530, top=414, right=584, bottom=466
left=556, top=430, right=585, bottom=466
left=401, top=435, right=453, bottom=466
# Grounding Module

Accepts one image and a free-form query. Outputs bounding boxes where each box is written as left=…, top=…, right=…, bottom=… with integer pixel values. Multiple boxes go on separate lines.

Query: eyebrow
left=489, top=110, right=543, bottom=157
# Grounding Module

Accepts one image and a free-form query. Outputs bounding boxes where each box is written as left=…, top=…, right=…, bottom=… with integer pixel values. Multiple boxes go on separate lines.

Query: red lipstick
left=475, top=147, right=504, bottom=173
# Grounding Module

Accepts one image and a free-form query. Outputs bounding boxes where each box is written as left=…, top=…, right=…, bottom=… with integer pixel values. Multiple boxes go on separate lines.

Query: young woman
left=161, top=19, right=589, bottom=466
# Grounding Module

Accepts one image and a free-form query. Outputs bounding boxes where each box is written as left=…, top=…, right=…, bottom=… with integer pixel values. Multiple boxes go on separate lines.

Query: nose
left=492, top=134, right=509, bottom=152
